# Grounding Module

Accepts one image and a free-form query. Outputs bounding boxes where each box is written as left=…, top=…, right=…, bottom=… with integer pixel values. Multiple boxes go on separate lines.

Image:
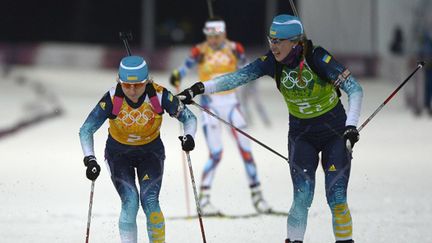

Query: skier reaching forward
left=170, top=17, right=272, bottom=215
left=177, top=14, right=363, bottom=243
left=79, top=55, right=197, bottom=243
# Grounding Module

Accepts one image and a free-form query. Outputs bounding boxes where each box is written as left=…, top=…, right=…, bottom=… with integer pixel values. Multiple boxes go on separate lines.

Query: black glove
left=176, top=82, right=205, bottom=104
left=170, top=69, right=181, bottom=87
left=178, top=134, right=195, bottom=151
left=84, top=155, right=101, bottom=181
left=343, top=125, right=360, bottom=150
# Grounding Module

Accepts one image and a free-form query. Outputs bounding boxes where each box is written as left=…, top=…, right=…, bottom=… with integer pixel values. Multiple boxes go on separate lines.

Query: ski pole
left=289, top=0, right=307, bottom=38
left=358, top=61, right=425, bottom=132
left=191, top=101, right=288, bottom=162
left=119, top=31, right=133, bottom=56
left=206, top=0, right=214, bottom=18
left=185, top=151, right=207, bottom=243
left=177, top=86, right=192, bottom=217
left=288, top=0, right=300, bottom=20
left=85, top=180, right=95, bottom=243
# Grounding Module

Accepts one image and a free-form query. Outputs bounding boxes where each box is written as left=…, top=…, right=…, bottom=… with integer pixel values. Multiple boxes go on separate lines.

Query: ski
left=167, top=210, right=288, bottom=220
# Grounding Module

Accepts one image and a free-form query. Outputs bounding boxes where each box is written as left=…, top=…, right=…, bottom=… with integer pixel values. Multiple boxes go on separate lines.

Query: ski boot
left=199, top=189, right=223, bottom=216
left=251, top=185, right=272, bottom=214
left=336, top=240, right=354, bottom=243
left=285, top=239, right=302, bottom=243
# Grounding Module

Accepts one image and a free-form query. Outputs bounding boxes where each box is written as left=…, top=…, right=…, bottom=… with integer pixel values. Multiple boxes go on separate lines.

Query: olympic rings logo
left=206, top=52, right=232, bottom=66
left=281, top=69, right=313, bottom=89
left=117, top=107, right=155, bottom=126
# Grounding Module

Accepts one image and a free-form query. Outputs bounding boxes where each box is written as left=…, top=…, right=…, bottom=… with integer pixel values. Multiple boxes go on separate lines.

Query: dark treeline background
left=0, top=0, right=295, bottom=47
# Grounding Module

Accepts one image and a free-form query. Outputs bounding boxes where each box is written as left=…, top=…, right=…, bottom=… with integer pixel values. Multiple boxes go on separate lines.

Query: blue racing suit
left=201, top=42, right=363, bottom=241
left=80, top=82, right=197, bottom=243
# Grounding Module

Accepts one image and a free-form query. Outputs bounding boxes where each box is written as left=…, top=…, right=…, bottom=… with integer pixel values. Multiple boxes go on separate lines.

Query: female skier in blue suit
left=177, top=14, right=362, bottom=243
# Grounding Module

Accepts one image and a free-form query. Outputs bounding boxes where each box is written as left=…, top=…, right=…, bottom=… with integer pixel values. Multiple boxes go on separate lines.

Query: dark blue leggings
left=105, top=136, right=166, bottom=243
left=287, top=103, right=354, bottom=241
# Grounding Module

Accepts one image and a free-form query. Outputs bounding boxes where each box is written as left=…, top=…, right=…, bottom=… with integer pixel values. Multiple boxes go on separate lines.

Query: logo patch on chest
left=117, top=107, right=155, bottom=126
left=281, top=69, right=314, bottom=90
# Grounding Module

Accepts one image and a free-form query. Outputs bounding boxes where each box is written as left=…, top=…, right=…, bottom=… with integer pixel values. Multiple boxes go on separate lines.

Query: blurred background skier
left=169, top=17, right=272, bottom=215
left=238, top=79, right=272, bottom=127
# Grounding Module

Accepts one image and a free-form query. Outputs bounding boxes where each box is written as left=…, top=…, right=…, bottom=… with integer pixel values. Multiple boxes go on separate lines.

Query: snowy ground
left=0, top=67, right=431, bottom=243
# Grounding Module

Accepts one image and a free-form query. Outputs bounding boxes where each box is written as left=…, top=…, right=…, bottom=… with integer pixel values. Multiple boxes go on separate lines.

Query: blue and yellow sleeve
left=176, top=45, right=202, bottom=79
left=310, top=46, right=348, bottom=82
left=312, top=47, right=363, bottom=126
left=79, top=92, right=111, bottom=156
